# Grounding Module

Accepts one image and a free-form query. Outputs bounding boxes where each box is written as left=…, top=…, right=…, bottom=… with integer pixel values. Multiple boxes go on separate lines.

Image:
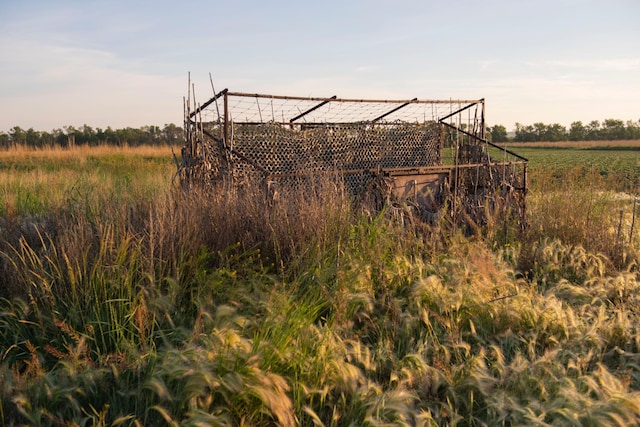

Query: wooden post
left=617, top=209, right=624, bottom=245
left=223, top=91, right=229, bottom=146
left=480, top=99, right=485, bottom=140
left=191, top=83, right=197, bottom=159
left=630, top=195, right=637, bottom=244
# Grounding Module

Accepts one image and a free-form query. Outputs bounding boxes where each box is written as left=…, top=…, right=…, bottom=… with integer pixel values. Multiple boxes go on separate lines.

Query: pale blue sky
left=1, top=0, right=638, bottom=132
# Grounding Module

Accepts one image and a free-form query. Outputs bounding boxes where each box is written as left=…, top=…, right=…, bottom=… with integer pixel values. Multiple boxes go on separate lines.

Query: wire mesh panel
left=230, top=123, right=441, bottom=173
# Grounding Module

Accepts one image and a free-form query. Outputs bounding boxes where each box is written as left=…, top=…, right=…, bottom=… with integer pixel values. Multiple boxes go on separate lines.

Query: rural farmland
left=2, top=141, right=640, bottom=425
left=510, top=140, right=640, bottom=191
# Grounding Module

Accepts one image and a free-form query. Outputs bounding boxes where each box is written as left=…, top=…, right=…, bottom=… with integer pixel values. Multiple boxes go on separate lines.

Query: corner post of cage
left=524, top=163, right=529, bottom=226
left=480, top=99, right=485, bottom=140
left=222, top=91, right=232, bottom=186
left=223, top=91, right=229, bottom=147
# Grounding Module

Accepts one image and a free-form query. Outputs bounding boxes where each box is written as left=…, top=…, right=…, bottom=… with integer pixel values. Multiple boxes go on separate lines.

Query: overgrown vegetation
left=2, top=145, right=640, bottom=425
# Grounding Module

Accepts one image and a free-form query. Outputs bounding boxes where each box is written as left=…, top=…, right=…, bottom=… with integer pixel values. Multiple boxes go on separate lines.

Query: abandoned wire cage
left=179, top=77, right=528, bottom=228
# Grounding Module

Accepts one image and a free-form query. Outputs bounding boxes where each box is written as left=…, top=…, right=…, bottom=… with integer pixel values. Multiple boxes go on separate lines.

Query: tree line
left=2, top=118, right=640, bottom=149
left=0, top=124, right=183, bottom=149
left=487, top=119, right=640, bottom=143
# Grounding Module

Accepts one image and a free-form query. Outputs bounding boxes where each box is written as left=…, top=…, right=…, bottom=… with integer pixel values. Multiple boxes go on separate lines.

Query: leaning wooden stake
left=617, top=209, right=624, bottom=246
left=630, top=195, right=637, bottom=245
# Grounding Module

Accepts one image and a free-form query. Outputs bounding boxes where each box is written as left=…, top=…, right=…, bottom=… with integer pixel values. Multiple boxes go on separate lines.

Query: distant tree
left=9, top=126, right=26, bottom=145
left=569, top=121, right=586, bottom=141
left=25, top=128, right=40, bottom=147
left=544, top=123, right=567, bottom=142
left=626, top=120, right=640, bottom=139
left=585, top=120, right=601, bottom=140
left=601, top=119, right=626, bottom=140
left=103, top=127, right=119, bottom=145
left=514, top=123, right=536, bottom=142
left=81, top=124, right=98, bottom=146
left=40, top=130, right=55, bottom=147
left=0, top=131, right=9, bottom=149
left=143, top=125, right=162, bottom=144
left=115, top=127, right=149, bottom=146
left=162, top=123, right=183, bottom=145
left=487, top=124, right=509, bottom=142
left=62, top=125, right=79, bottom=146
left=0, top=124, right=185, bottom=148
left=532, top=122, right=547, bottom=141
left=51, top=128, right=69, bottom=146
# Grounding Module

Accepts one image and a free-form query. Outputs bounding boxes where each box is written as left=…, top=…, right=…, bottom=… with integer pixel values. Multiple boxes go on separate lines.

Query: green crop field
left=3, top=143, right=640, bottom=425
left=517, top=146, right=640, bottom=179
left=485, top=142, right=640, bottom=191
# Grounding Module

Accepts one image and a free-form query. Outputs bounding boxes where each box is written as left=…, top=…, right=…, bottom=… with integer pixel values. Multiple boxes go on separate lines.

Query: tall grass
left=2, top=146, right=640, bottom=425
left=0, top=144, right=175, bottom=217
left=523, top=165, right=640, bottom=269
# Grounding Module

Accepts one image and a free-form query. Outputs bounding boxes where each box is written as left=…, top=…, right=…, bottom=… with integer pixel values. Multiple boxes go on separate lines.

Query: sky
left=1, top=0, right=639, bottom=133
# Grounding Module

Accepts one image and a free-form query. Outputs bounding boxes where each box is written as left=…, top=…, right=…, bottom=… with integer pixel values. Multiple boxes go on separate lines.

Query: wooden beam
left=290, top=96, right=336, bottom=122
left=371, top=98, right=417, bottom=123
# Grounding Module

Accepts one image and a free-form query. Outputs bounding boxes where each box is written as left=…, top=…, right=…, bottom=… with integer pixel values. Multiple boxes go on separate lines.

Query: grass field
left=2, top=143, right=640, bottom=425
left=0, top=144, right=176, bottom=216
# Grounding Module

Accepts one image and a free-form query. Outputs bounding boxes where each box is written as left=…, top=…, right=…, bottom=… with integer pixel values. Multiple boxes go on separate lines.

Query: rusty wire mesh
left=184, top=91, right=481, bottom=188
